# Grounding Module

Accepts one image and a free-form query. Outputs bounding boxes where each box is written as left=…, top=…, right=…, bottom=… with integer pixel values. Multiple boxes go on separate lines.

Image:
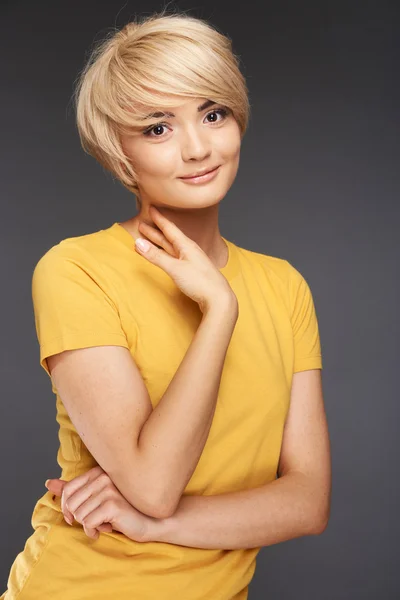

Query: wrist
left=141, top=514, right=176, bottom=543
left=202, top=297, right=239, bottom=324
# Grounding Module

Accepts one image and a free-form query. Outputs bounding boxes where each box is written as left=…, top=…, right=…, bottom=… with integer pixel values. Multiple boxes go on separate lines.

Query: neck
left=121, top=202, right=228, bottom=269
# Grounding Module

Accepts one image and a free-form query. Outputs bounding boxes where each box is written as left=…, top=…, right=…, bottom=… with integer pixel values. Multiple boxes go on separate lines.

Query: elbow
left=306, top=479, right=331, bottom=536
left=120, top=456, right=179, bottom=519
left=148, top=490, right=179, bottom=520
left=128, top=490, right=172, bottom=519
left=117, top=482, right=172, bottom=520
left=138, top=486, right=178, bottom=520
left=142, top=499, right=176, bottom=520
left=312, top=516, right=329, bottom=535
left=142, top=471, right=182, bottom=519
left=310, top=506, right=331, bottom=535
left=142, top=497, right=175, bottom=520
left=150, top=503, right=176, bottom=520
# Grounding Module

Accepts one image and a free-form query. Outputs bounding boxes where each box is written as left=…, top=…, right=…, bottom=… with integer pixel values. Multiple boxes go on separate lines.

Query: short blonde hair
left=73, top=9, right=250, bottom=210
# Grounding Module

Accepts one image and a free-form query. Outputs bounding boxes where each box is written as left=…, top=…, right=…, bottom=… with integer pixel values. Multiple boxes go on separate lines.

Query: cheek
left=215, top=127, right=241, bottom=163
left=128, top=142, right=178, bottom=178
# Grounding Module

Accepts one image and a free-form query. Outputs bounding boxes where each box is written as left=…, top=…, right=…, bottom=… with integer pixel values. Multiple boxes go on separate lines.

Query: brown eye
left=142, top=123, right=169, bottom=137
left=205, top=108, right=229, bottom=123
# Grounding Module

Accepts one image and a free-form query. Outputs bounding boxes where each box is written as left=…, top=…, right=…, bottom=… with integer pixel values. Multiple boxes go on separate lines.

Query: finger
left=46, top=479, right=75, bottom=524
left=72, top=491, right=103, bottom=527
left=45, top=479, right=65, bottom=496
left=62, top=466, right=103, bottom=499
left=61, top=488, right=75, bottom=525
left=66, top=473, right=109, bottom=518
left=61, top=466, right=103, bottom=524
left=135, top=235, right=179, bottom=273
left=97, top=523, right=113, bottom=533
left=84, top=523, right=99, bottom=539
left=81, top=503, right=114, bottom=539
left=138, top=222, right=177, bottom=257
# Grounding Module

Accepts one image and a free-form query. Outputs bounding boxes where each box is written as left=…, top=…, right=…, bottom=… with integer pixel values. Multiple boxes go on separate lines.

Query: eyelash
left=142, top=108, right=230, bottom=138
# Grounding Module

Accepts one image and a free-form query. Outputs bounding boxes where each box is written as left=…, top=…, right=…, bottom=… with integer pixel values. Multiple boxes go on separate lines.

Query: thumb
left=135, top=237, right=176, bottom=273
left=97, top=523, right=113, bottom=533
left=45, top=478, right=66, bottom=496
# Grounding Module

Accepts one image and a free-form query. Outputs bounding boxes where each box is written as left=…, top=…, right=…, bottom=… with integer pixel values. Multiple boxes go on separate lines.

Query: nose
left=180, top=125, right=212, bottom=162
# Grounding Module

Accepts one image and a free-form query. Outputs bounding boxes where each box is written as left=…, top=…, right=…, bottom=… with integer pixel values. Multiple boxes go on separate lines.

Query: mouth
left=178, top=165, right=221, bottom=184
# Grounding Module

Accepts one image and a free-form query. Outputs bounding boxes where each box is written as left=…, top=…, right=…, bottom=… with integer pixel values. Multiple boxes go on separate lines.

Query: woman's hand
left=135, top=205, right=237, bottom=314
left=45, top=466, right=151, bottom=542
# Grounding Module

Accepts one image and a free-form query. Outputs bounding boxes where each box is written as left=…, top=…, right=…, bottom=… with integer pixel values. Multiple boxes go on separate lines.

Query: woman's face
left=120, top=97, right=241, bottom=209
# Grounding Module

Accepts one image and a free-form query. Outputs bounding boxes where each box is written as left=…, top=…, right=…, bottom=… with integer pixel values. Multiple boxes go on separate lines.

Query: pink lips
left=178, top=165, right=221, bottom=184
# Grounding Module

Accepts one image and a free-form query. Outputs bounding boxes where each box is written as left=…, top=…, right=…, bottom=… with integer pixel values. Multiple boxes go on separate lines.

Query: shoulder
left=32, top=227, right=119, bottom=300
left=233, top=243, right=315, bottom=316
left=235, top=242, right=302, bottom=287
left=33, top=227, right=112, bottom=273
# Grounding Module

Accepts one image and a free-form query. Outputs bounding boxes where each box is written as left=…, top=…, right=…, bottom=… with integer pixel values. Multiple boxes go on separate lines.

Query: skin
left=117, top=96, right=242, bottom=267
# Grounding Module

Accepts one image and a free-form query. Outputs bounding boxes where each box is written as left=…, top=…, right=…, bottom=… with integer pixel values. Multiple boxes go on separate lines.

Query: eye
left=142, top=122, right=169, bottom=138
left=142, top=107, right=230, bottom=138
left=204, top=108, right=229, bottom=124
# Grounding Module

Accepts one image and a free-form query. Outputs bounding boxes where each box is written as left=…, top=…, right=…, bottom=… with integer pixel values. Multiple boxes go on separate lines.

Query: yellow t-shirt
left=1, top=222, right=322, bottom=600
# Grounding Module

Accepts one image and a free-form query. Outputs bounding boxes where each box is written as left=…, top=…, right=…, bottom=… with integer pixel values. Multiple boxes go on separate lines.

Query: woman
left=1, top=10, right=331, bottom=600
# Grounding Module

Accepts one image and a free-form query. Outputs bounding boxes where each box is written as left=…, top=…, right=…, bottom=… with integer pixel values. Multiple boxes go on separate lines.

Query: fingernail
left=65, top=515, right=73, bottom=525
left=45, top=479, right=51, bottom=488
left=135, top=238, right=150, bottom=252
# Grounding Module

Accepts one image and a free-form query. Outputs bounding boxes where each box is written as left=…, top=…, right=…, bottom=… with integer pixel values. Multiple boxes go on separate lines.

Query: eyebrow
left=142, top=99, right=217, bottom=120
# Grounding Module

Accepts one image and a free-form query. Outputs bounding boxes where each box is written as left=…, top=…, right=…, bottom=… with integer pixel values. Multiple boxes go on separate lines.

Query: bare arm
left=47, top=296, right=238, bottom=519
left=139, top=369, right=331, bottom=548
left=137, top=298, right=238, bottom=515
left=142, top=471, right=327, bottom=549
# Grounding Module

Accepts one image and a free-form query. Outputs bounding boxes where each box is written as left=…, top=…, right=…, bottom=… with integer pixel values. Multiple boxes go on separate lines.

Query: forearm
left=143, top=472, right=327, bottom=549
left=137, top=297, right=238, bottom=515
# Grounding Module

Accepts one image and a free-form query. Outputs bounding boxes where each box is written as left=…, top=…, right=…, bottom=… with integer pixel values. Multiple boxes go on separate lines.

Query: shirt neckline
left=106, top=222, right=240, bottom=282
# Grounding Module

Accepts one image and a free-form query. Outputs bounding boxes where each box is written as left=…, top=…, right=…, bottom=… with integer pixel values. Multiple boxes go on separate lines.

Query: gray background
left=1, top=0, right=399, bottom=597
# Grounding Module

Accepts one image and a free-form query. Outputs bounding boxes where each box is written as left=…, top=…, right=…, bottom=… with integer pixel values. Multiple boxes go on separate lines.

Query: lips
left=179, top=166, right=220, bottom=179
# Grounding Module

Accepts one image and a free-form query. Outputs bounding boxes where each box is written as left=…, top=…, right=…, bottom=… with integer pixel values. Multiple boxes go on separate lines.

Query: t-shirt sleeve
left=287, top=261, right=323, bottom=373
left=31, top=245, right=130, bottom=379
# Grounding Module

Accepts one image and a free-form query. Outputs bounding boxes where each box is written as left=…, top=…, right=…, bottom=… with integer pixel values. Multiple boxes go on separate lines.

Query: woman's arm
left=50, top=368, right=330, bottom=544
left=142, top=369, right=331, bottom=549
left=47, top=296, right=238, bottom=520
left=48, top=467, right=327, bottom=546
left=136, top=298, right=238, bottom=515
left=144, top=471, right=327, bottom=549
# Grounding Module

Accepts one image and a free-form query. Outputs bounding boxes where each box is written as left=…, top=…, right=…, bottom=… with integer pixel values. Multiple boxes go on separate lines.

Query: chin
left=155, top=194, right=223, bottom=211
left=187, top=195, right=227, bottom=211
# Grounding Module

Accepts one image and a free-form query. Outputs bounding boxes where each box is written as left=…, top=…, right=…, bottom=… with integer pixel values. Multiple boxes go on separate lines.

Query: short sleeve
left=32, top=245, right=130, bottom=379
left=287, top=262, right=323, bottom=373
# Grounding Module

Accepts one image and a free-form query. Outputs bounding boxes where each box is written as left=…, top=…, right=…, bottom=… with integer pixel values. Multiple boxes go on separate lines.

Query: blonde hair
left=73, top=9, right=250, bottom=211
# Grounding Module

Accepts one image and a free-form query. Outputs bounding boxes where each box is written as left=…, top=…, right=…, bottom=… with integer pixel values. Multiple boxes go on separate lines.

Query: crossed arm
left=48, top=365, right=330, bottom=548
left=143, top=368, right=331, bottom=549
